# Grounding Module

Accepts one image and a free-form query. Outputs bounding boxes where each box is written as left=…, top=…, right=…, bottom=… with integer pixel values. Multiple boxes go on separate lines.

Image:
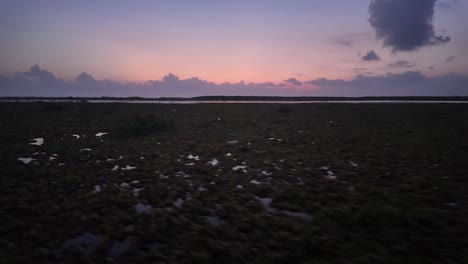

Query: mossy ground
left=0, top=102, right=467, bottom=263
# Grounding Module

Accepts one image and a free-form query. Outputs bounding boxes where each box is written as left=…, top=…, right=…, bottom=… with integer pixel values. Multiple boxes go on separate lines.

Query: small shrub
left=117, top=113, right=174, bottom=138
left=277, top=105, right=292, bottom=114
left=43, top=103, right=66, bottom=111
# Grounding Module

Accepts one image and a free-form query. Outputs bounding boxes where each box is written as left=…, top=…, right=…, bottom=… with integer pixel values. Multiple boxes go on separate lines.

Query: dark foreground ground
left=0, top=102, right=467, bottom=263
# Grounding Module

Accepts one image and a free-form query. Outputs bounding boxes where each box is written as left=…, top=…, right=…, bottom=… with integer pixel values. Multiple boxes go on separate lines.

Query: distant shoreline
left=1, top=96, right=468, bottom=102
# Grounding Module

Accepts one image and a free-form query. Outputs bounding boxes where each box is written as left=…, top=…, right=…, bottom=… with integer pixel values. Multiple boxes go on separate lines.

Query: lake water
left=1, top=99, right=468, bottom=104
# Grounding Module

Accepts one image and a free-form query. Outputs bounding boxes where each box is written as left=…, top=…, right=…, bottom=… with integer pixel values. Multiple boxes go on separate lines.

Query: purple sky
left=1, top=0, right=467, bottom=97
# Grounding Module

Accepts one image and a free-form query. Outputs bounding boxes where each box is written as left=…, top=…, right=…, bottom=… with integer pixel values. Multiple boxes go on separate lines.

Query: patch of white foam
left=185, top=162, right=195, bottom=166
left=49, top=156, right=57, bottom=161
left=72, top=134, right=81, bottom=139
left=18, top=157, right=34, bottom=164
left=120, top=182, right=130, bottom=188
left=207, top=159, right=219, bottom=166
left=80, top=148, right=92, bottom=151
left=261, top=171, right=272, bottom=176
left=111, top=165, right=119, bottom=171
left=225, top=153, right=232, bottom=157
left=236, top=185, right=243, bottom=189
left=187, top=154, right=199, bottom=161
left=95, top=132, right=108, bottom=137
left=107, top=158, right=115, bottom=162
left=350, top=161, right=359, bottom=167
left=29, top=138, right=44, bottom=146
left=227, top=140, right=239, bottom=145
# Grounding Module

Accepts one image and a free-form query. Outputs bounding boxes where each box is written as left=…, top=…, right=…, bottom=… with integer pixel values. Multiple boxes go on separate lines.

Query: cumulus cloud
left=437, top=0, right=460, bottom=8
left=369, top=0, right=450, bottom=52
left=362, top=50, right=380, bottom=61
left=0, top=65, right=309, bottom=97
left=284, top=78, right=302, bottom=86
left=308, top=71, right=468, bottom=96
left=388, top=60, right=414, bottom=68
left=1, top=65, right=468, bottom=97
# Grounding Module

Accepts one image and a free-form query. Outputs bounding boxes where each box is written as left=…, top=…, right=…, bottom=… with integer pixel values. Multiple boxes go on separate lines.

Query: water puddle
left=134, top=203, right=152, bottom=213
left=121, top=165, right=136, bottom=170
left=187, top=154, right=200, bottom=161
left=232, top=165, right=247, bottom=173
left=207, top=215, right=221, bottom=226
left=207, top=158, right=219, bottom=166
left=250, top=179, right=261, bottom=185
left=255, top=196, right=312, bottom=221
left=93, top=185, right=102, bottom=193
left=62, top=233, right=103, bottom=253
left=107, top=237, right=132, bottom=259
left=29, top=138, right=44, bottom=146
left=174, top=198, right=184, bottom=207
left=18, top=157, right=34, bottom=164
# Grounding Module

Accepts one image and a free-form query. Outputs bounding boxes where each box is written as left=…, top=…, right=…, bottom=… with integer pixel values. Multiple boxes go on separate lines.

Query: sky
left=1, top=0, right=467, bottom=97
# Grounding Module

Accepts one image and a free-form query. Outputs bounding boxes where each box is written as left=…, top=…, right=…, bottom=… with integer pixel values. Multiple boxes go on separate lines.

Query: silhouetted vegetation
left=116, top=113, right=174, bottom=138
left=1, top=102, right=467, bottom=263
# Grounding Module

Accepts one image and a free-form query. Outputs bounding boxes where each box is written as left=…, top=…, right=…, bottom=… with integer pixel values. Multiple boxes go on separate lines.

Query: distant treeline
left=1, top=96, right=468, bottom=101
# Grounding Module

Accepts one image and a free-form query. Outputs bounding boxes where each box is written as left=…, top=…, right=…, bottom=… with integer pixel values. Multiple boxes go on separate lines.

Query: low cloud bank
left=1, top=65, right=467, bottom=97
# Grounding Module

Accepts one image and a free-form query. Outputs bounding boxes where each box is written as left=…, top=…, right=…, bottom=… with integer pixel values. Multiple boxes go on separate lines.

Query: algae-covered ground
left=0, top=102, right=467, bottom=263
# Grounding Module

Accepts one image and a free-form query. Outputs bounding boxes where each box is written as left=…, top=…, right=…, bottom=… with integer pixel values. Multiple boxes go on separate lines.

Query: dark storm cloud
left=362, top=50, right=380, bottom=61
left=445, top=56, right=456, bottom=62
left=368, top=0, right=450, bottom=52
left=308, top=71, right=468, bottom=96
left=284, top=78, right=302, bottom=86
left=388, top=60, right=414, bottom=68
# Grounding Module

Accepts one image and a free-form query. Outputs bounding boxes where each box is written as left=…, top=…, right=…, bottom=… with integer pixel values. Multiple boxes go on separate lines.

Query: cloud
left=308, top=71, right=468, bottom=96
left=368, top=0, right=450, bottom=52
left=387, top=60, right=414, bottom=68
left=1, top=65, right=468, bottom=97
left=0, top=65, right=309, bottom=97
left=284, top=78, right=302, bottom=86
left=330, top=37, right=353, bottom=48
left=362, top=50, right=380, bottom=61
left=437, top=0, right=460, bottom=8
left=445, top=56, right=456, bottom=62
